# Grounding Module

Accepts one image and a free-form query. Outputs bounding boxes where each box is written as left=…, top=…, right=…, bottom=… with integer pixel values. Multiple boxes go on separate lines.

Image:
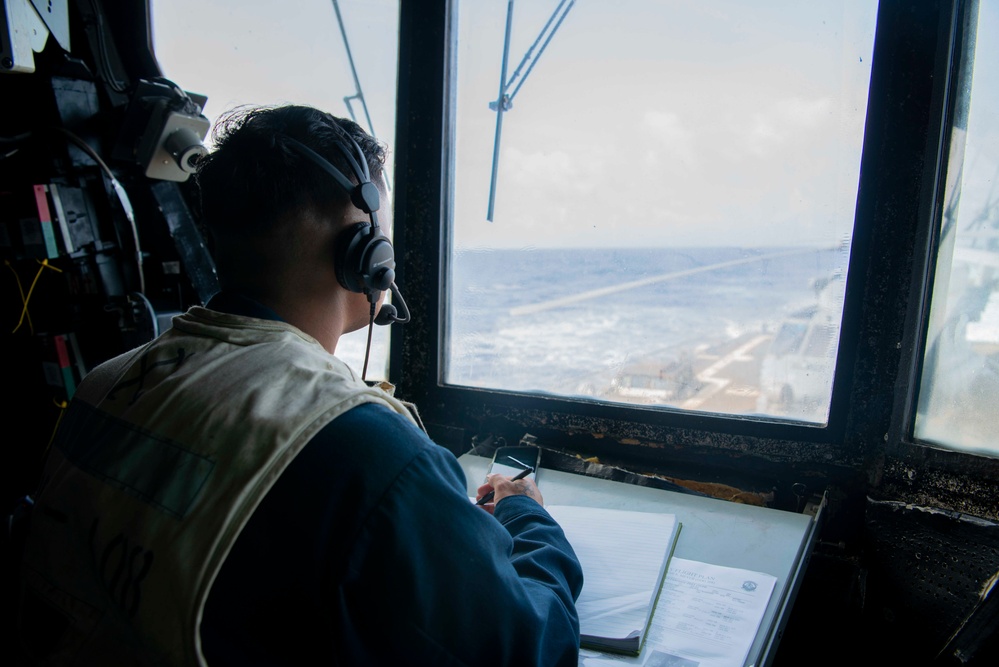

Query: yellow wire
left=44, top=398, right=69, bottom=457
left=5, top=260, right=31, bottom=333
left=11, top=258, right=63, bottom=334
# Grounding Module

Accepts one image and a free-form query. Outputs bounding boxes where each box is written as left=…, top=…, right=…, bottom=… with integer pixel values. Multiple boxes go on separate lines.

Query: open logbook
left=546, top=505, right=681, bottom=656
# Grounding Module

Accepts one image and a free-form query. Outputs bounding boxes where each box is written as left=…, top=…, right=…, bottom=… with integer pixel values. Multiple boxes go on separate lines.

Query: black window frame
left=884, top=0, right=999, bottom=493
left=391, top=0, right=999, bottom=510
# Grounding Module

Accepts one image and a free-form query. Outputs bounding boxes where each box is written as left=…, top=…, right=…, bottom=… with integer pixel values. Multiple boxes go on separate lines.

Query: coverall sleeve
left=338, top=418, right=584, bottom=667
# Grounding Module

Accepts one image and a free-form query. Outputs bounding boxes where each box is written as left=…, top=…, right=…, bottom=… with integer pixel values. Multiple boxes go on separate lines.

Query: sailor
left=17, top=104, right=583, bottom=666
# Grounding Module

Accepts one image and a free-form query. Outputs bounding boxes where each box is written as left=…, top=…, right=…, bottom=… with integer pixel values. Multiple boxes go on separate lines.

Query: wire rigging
left=486, top=0, right=576, bottom=221
left=505, top=0, right=575, bottom=104
left=331, top=0, right=389, bottom=191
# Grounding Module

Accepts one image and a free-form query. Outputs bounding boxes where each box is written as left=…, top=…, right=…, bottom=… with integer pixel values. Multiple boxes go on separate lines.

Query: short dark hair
left=195, top=105, right=387, bottom=235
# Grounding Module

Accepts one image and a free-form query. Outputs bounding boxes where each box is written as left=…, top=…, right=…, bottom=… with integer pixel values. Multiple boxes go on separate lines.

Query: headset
left=281, top=133, right=410, bottom=328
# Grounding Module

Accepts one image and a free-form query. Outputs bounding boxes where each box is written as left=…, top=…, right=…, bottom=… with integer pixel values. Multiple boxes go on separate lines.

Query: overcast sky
left=151, top=0, right=399, bottom=161
left=151, top=1, right=916, bottom=250
left=450, top=0, right=878, bottom=249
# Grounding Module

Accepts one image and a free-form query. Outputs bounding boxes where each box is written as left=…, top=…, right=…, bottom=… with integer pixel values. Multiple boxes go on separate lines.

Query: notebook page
left=546, top=505, right=678, bottom=641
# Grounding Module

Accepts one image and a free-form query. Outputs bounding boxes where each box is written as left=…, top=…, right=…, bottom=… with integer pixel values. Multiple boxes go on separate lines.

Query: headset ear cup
left=334, top=222, right=397, bottom=294
left=334, top=222, right=372, bottom=293
left=364, top=237, right=396, bottom=292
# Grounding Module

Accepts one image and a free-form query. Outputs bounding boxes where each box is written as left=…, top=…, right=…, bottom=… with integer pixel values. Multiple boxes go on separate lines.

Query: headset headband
left=282, top=135, right=381, bottom=226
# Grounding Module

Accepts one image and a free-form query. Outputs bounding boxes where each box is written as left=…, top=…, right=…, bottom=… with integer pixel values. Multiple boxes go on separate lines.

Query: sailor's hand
left=475, top=474, right=544, bottom=514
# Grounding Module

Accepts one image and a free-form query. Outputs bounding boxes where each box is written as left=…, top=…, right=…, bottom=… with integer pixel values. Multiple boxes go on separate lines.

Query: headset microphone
left=374, top=283, right=411, bottom=326
left=374, top=304, right=397, bottom=326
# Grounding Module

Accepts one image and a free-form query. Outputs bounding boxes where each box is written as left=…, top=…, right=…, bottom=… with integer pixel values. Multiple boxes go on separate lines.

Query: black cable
left=0, top=132, right=32, bottom=145
left=361, top=298, right=376, bottom=380
left=150, top=76, right=201, bottom=115
left=87, top=0, right=129, bottom=93
left=131, top=291, right=160, bottom=340
left=54, top=127, right=146, bottom=294
left=0, top=132, right=33, bottom=160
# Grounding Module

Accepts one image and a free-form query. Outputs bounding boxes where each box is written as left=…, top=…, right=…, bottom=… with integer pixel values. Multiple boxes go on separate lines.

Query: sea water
left=338, top=245, right=847, bottom=417
left=445, top=246, right=846, bottom=398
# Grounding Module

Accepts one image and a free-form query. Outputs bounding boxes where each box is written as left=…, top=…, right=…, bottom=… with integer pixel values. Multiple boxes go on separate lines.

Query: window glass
left=915, top=2, right=999, bottom=457
left=448, top=1, right=878, bottom=423
left=150, top=0, right=399, bottom=380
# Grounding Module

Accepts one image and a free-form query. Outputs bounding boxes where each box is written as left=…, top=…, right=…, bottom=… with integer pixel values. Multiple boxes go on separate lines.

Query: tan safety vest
left=19, top=307, right=418, bottom=666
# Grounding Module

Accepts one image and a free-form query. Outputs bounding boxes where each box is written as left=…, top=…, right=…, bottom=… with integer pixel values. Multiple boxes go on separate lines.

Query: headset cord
left=361, top=297, right=376, bottom=381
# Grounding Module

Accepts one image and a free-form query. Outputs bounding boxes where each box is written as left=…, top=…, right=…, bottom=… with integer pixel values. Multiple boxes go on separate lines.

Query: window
left=446, top=0, right=878, bottom=424
left=915, top=1, right=999, bottom=458
left=149, top=0, right=399, bottom=379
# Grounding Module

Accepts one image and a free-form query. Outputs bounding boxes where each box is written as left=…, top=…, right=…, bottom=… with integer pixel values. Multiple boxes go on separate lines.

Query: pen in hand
left=475, top=466, right=534, bottom=505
